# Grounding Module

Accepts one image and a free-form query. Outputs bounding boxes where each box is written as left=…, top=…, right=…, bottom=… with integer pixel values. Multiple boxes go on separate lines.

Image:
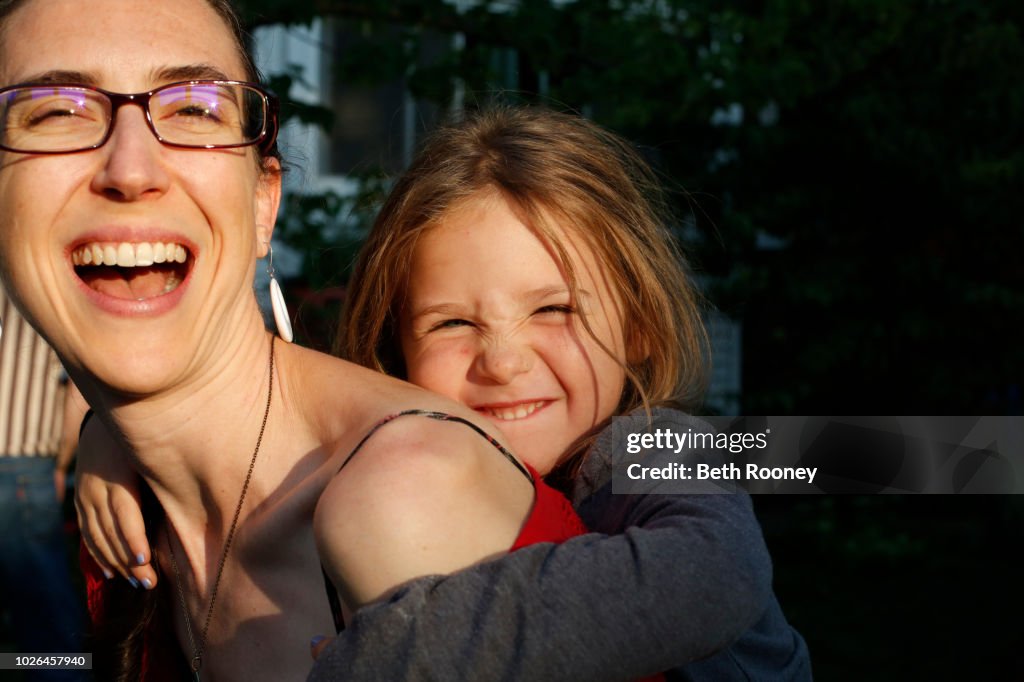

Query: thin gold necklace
left=166, top=336, right=275, bottom=682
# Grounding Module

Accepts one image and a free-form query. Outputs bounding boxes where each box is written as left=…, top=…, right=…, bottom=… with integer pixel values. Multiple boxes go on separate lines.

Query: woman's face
left=400, top=191, right=628, bottom=474
left=0, top=0, right=279, bottom=394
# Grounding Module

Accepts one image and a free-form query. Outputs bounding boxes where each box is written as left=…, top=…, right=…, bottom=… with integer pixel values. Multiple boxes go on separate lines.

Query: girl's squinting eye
left=534, top=304, right=575, bottom=316
left=428, top=318, right=474, bottom=332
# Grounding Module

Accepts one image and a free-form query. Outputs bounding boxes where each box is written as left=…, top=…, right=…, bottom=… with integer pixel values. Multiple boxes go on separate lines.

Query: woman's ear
left=254, top=159, right=283, bottom=257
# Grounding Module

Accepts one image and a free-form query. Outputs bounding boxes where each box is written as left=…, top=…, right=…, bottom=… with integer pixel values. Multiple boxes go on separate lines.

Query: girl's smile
left=472, top=398, right=555, bottom=422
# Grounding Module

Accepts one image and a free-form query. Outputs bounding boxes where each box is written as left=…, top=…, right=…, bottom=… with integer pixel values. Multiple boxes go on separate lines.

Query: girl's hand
left=310, top=635, right=333, bottom=661
left=74, top=417, right=157, bottom=590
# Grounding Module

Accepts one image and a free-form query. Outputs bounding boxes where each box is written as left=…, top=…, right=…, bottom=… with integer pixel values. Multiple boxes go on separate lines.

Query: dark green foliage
left=241, top=0, right=1022, bottom=413
left=757, top=494, right=1024, bottom=681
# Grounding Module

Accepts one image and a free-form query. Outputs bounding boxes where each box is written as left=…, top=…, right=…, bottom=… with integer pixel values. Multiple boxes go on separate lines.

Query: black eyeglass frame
left=0, top=79, right=280, bottom=156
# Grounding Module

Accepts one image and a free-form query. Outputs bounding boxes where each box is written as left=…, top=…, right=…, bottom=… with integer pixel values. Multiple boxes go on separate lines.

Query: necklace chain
left=166, top=336, right=276, bottom=679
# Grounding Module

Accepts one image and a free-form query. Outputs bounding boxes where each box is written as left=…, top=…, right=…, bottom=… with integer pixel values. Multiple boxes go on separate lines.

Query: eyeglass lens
left=0, top=82, right=266, bottom=153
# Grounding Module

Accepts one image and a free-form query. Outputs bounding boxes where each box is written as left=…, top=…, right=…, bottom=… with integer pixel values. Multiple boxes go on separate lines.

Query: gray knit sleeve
left=308, top=410, right=774, bottom=681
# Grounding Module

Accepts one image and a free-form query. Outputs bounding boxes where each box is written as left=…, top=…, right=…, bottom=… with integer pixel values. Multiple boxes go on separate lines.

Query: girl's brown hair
left=338, top=105, right=709, bottom=485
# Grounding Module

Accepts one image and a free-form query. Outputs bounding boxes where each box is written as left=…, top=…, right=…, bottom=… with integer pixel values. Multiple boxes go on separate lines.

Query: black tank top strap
left=322, top=409, right=531, bottom=633
left=335, top=409, right=532, bottom=482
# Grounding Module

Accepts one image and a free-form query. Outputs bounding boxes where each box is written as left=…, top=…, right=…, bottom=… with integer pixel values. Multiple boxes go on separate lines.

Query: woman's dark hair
left=0, top=1, right=270, bottom=679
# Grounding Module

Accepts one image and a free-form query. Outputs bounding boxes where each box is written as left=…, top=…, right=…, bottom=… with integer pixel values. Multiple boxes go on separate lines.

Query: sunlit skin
left=0, top=0, right=277, bottom=398
left=75, top=189, right=634, bottom=613
left=402, top=189, right=629, bottom=474
left=1, top=2, right=534, bottom=681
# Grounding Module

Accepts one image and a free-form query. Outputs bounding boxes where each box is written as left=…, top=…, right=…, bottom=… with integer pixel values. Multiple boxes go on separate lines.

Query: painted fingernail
left=127, top=577, right=139, bottom=589
left=135, top=553, right=147, bottom=566
left=310, top=635, right=326, bottom=649
left=141, top=578, right=153, bottom=590
left=102, top=569, right=114, bottom=580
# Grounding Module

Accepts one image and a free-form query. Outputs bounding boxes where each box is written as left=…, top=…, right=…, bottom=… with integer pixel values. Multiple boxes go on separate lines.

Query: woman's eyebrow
left=12, top=64, right=233, bottom=88
left=154, top=64, right=234, bottom=83
left=18, top=70, right=97, bottom=85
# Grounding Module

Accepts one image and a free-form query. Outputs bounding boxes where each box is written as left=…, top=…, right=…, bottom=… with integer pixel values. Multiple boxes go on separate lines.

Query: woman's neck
left=93, top=328, right=282, bottom=533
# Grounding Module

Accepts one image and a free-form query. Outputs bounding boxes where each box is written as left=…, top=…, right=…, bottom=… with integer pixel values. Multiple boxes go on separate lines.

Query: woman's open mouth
left=71, top=241, right=192, bottom=301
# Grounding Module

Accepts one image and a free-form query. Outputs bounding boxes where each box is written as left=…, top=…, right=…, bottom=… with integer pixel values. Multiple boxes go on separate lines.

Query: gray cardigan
left=309, top=409, right=811, bottom=681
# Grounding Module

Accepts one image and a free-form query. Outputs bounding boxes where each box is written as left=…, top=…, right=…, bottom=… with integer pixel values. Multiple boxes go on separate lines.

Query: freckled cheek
left=0, top=188, right=56, bottom=263
left=406, top=343, right=474, bottom=396
left=548, top=328, right=598, bottom=367
left=1, top=178, right=45, bottom=222
left=549, top=330, right=625, bottom=416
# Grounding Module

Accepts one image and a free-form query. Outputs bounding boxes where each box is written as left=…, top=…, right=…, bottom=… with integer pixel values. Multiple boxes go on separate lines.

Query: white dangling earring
left=266, top=243, right=293, bottom=343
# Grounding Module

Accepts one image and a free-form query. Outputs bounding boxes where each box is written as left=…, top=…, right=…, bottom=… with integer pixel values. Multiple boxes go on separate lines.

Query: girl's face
left=0, top=0, right=279, bottom=395
left=401, top=190, right=628, bottom=474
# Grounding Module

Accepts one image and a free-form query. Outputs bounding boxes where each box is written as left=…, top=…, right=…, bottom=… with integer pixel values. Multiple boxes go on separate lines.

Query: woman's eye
left=27, top=104, right=89, bottom=126
left=174, top=104, right=219, bottom=120
left=34, top=108, right=73, bottom=120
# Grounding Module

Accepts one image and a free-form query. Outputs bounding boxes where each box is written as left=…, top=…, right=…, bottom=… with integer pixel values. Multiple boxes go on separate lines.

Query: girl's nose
left=476, top=339, right=533, bottom=384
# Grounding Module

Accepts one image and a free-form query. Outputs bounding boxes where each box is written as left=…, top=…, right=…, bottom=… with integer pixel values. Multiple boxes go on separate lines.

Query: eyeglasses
left=0, top=80, right=279, bottom=155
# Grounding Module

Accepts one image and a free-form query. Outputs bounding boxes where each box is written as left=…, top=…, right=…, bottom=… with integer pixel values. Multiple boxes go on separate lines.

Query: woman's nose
left=90, top=108, right=170, bottom=202
left=476, top=339, right=533, bottom=384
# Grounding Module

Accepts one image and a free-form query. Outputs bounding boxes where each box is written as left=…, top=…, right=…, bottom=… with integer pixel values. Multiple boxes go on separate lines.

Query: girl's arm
left=75, top=415, right=156, bottom=588
left=314, top=412, right=534, bottom=612
left=309, top=410, right=795, bottom=681
left=55, top=379, right=89, bottom=502
left=77, top=406, right=535, bottom=598
left=310, top=492, right=771, bottom=681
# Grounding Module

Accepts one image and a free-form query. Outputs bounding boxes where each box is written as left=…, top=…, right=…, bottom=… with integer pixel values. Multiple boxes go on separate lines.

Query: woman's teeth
left=71, top=241, right=190, bottom=299
left=71, top=241, right=188, bottom=267
left=484, top=401, right=547, bottom=421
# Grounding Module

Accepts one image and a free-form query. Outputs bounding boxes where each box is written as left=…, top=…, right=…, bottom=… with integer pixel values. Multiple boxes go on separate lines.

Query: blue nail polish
left=141, top=578, right=153, bottom=590
left=127, top=577, right=139, bottom=589
left=136, top=553, right=147, bottom=566
left=310, top=635, right=326, bottom=649
left=102, top=569, right=114, bottom=580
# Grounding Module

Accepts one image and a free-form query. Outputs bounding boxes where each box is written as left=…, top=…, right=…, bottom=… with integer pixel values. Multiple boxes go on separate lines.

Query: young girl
left=78, top=106, right=810, bottom=680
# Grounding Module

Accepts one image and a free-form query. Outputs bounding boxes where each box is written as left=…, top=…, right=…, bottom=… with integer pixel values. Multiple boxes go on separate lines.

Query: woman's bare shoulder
left=283, top=344, right=531, bottom=522
left=285, top=344, right=466, bottom=420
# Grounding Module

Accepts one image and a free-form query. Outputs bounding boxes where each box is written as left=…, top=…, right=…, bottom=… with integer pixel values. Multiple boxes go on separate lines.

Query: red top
left=82, top=544, right=180, bottom=681
left=509, top=459, right=588, bottom=550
